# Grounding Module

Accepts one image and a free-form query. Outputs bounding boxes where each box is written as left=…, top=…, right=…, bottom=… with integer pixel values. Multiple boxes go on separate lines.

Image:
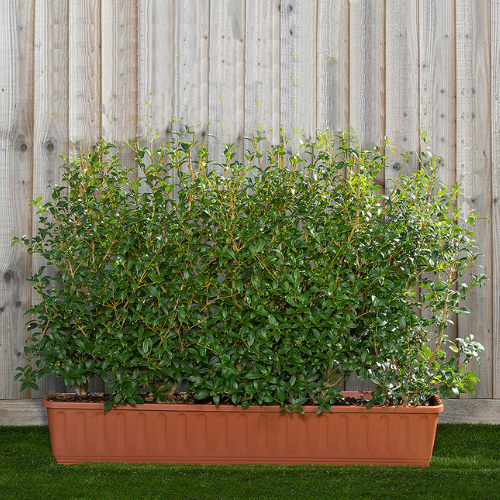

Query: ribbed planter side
left=42, top=392, right=444, bottom=465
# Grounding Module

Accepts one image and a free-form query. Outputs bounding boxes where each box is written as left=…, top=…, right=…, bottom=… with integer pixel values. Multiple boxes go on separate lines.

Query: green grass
left=1, top=424, right=499, bottom=499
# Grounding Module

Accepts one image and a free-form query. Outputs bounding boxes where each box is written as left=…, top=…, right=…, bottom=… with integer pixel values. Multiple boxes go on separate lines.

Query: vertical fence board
left=419, top=0, right=458, bottom=364
left=385, top=0, right=420, bottom=180
left=68, top=1, right=101, bottom=150
left=244, top=0, right=281, bottom=150
left=345, top=0, right=381, bottom=391
left=68, top=1, right=103, bottom=393
left=344, top=0, right=380, bottom=392
left=492, top=0, right=500, bottom=400
left=137, top=0, right=174, bottom=196
left=381, top=0, right=420, bottom=394
left=32, top=0, right=69, bottom=396
left=419, top=0, right=456, bottom=184
left=101, top=0, right=137, bottom=171
left=280, top=0, right=317, bottom=152
left=174, top=0, right=210, bottom=136
left=138, top=0, right=174, bottom=142
left=456, top=0, right=492, bottom=399
left=317, top=0, right=349, bottom=134
left=170, top=0, right=210, bottom=199
left=208, top=0, right=246, bottom=167
left=349, top=0, right=385, bottom=149
left=0, top=0, right=34, bottom=399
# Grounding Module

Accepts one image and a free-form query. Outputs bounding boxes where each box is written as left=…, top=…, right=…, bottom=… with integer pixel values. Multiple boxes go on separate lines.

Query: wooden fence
left=1, top=0, right=499, bottom=423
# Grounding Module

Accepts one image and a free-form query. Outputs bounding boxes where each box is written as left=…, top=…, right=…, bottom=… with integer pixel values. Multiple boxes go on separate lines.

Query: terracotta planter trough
left=42, top=391, right=444, bottom=466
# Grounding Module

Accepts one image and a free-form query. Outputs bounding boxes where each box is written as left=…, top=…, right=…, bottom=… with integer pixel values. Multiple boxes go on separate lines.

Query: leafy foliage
left=13, top=130, right=486, bottom=411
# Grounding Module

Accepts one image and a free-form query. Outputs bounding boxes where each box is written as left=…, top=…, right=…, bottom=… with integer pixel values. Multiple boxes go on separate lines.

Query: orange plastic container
left=42, top=392, right=443, bottom=465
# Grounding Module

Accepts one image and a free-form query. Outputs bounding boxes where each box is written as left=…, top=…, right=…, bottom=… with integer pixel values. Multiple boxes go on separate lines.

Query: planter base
left=42, top=392, right=443, bottom=466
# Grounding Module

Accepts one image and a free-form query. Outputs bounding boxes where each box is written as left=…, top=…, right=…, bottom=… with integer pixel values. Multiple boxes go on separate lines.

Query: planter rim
left=42, top=391, right=444, bottom=414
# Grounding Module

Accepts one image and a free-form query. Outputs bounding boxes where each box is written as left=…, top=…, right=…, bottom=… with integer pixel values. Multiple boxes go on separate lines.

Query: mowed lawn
left=1, top=424, right=499, bottom=500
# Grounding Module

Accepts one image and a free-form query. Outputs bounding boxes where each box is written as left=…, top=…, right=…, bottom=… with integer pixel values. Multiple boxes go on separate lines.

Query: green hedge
left=15, top=131, right=486, bottom=412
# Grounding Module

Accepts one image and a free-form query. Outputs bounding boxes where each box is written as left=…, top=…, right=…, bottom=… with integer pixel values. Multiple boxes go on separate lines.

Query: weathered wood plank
left=32, top=0, right=69, bottom=396
left=208, top=0, right=246, bottom=168
left=69, top=1, right=101, bottom=150
left=280, top=0, right=317, bottom=153
left=138, top=0, right=174, bottom=141
left=456, top=0, right=492, bottom=399
left=349, top=0, right=384, bottom=149
left=0, top=399, right=47, bottom=425
left=0, top=0, right=34, bottom=399
left=244, top=0, right=281, bottom=151
left=384, top=2, right=420, bottom=362
left=419, top=0, right=456, bottom=185
left=317, top=0, right=349, bottom=138
left=174, top=0, right=210, bottom=135
left=438, top=398, right=500, bottom=424
left=169, top=0, right=210, bottom=198
left=419, top=0, right=458, bottom=369
left=100, top=1, right=137, bottom=388
left=385, top=0, right=419, bottom=180
left=101, top=0, right=137, bottom=172
left=68, top=1, right=104, bottom=394
left=137, top=0, right=174, bottom=194
left=101, top=0, right=137, bottom=142
left=492, top=0, right=500, bottom=400
left=344, top=0, right=384, bottom=393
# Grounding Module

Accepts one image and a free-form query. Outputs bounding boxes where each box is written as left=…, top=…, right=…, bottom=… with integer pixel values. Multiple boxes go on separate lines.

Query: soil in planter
left=46, top=392, right=375, bottom=406
left=46, top=391, right=435, bottom=407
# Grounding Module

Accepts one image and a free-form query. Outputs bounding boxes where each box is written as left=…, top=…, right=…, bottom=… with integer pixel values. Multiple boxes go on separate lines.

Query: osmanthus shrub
left=14, top=130, right=486, bottom=412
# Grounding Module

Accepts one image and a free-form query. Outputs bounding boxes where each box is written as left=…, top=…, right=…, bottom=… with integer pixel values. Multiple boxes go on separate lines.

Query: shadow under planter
left=42, top=391, right=444, bottom=466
